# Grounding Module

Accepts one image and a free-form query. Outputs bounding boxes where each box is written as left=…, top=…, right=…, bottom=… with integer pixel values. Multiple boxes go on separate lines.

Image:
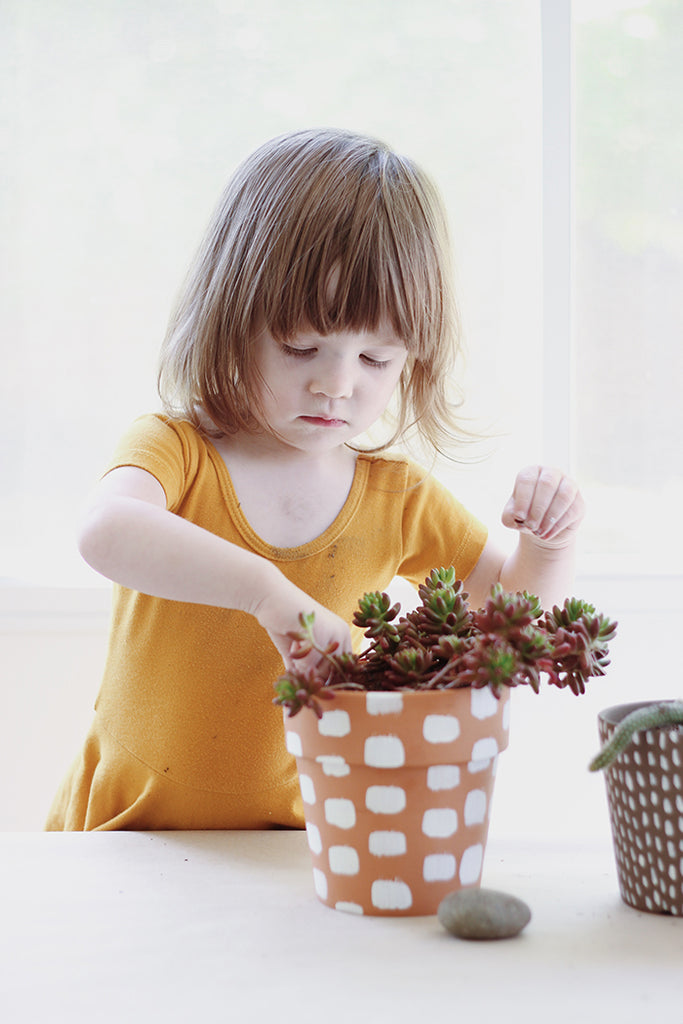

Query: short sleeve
left=103, top=415, right=193, bottom=510
left=397, top=465, right=488, bottom=587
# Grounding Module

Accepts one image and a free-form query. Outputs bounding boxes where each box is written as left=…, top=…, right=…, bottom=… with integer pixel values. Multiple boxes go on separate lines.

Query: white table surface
left=1, top=830, right=681, bottom=1024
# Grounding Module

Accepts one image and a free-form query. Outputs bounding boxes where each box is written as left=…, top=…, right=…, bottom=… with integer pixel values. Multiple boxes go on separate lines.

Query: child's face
left=252, top=325, right=408, bottom=453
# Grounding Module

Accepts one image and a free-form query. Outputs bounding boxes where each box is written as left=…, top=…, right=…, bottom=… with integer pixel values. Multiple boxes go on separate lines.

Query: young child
left=46, top=128, right=584, bottom=832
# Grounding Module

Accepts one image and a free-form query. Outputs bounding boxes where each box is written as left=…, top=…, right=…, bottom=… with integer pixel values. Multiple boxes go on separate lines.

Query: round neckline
left=202, top=436, right=371, bottom=560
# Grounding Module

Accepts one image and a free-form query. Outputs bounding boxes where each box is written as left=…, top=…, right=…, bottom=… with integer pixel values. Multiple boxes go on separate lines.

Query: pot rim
left=598, top=699, right=680, bottom=728
left=313, top=685, right=508, bottom=701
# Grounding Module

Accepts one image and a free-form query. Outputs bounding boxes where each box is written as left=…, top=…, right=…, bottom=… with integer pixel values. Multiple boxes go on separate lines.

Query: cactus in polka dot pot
left=273, top=568, right=617, bottom=916
left=590, top=700, right=683, bottom=915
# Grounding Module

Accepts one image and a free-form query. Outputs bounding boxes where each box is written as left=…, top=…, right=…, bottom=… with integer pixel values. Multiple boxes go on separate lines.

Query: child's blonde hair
left=159, top=128, right=468, bottom=454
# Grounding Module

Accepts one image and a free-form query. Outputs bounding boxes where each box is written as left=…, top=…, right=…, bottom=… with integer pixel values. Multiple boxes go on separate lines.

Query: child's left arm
left=464, top=466, right=585, bottom=610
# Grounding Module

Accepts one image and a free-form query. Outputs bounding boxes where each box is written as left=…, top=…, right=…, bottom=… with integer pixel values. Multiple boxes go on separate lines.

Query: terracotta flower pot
left=598, top=702, right=683, bottom=916
left=283, top=686, right=510, bottom=916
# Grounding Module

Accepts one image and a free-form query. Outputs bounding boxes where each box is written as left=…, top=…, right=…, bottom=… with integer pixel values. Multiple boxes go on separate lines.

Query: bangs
left=254, top=142, right=449, bottom=358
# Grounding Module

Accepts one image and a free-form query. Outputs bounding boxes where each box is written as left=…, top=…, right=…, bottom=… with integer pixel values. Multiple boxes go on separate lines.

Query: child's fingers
left=282, top=610, right=352, bottom=671
left=502, top=466, right=584, bottom=542
left=537, top=489, right=585, bottom=542
left=502, top=465, right=558, bottom=530
left=535, top=475, right=581, bottom=535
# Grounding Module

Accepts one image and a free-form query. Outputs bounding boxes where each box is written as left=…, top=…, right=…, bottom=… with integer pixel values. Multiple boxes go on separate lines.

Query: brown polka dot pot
left=598, top=702, right=683, bottom=916
left=283, top=686, right=510, bottom=916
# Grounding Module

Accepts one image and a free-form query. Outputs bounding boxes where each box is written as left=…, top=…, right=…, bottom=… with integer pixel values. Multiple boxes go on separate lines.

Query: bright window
left=1, top=0, right=678, bottom=587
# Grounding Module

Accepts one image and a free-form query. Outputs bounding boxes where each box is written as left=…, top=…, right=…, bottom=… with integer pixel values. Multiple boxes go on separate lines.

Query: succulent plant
left=273, top=569, right=618, bottom=718
left=588, top=700, right=683, bottom=771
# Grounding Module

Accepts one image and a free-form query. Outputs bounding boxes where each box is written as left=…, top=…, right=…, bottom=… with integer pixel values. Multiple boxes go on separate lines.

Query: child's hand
left=501, top=466, right=585, bottom=546
left=255, top=587, right=353, bottom=672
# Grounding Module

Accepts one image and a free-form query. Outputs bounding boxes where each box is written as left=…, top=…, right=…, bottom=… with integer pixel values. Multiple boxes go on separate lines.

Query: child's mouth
left=300, top=416, right=347, bottom=428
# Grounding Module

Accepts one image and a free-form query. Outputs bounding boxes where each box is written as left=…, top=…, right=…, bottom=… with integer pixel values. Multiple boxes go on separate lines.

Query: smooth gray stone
left=438, top=887, right=531, bottom=940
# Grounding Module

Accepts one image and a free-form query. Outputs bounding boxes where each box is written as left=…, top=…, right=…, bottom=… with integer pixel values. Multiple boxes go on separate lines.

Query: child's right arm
left=78, top=466, right=352, bottom=667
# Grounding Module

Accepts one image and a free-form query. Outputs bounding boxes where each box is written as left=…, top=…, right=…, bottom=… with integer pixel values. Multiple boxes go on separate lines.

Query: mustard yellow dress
left=46, top=415, right=487, bottom=831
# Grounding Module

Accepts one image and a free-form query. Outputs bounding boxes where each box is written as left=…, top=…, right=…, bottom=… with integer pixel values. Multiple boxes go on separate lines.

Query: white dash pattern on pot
left=423, top=714, right=461, bottom=744
left=423, top=853, right=457, bottom=882
left=329, top=846, right=360, bottom=875
left=368, top=831, right=407, bottom=857
left=318, top=709, right=351, bottom=737
left=315, top=754, right=351, bottom=777
left=324, top=797, right=356, bottom=829
left=365, top=785, right=407, bottom=814
left=422, top=808, right=459, bottom=838
left=426, top=764, right=461, bottom=791
left=459, top=844, right=484, bottom=885
left=364, top=735, right=406, bottom=768
left=464, top=789, right=488, bottom=825
left=366, top=692, right=404, bottom=715
left=371, top=879, right=413, bottom=911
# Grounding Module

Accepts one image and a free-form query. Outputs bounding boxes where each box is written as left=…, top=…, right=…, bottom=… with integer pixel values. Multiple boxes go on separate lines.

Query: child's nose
left=309, top=361, right=354, bottom=399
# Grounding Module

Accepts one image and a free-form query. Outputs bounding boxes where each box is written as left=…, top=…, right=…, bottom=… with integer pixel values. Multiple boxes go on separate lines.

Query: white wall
left=1, top=589, right=111, bottom=830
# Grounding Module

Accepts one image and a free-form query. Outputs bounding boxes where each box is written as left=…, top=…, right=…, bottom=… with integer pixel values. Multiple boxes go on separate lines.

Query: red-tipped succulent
left=273, top=567, right=617, bottom=717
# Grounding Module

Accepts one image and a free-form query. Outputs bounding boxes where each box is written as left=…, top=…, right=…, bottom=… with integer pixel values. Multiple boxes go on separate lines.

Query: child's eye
left=281, top=344, right=317, bottom=359
left=361, top=354, right=391, bottom=369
